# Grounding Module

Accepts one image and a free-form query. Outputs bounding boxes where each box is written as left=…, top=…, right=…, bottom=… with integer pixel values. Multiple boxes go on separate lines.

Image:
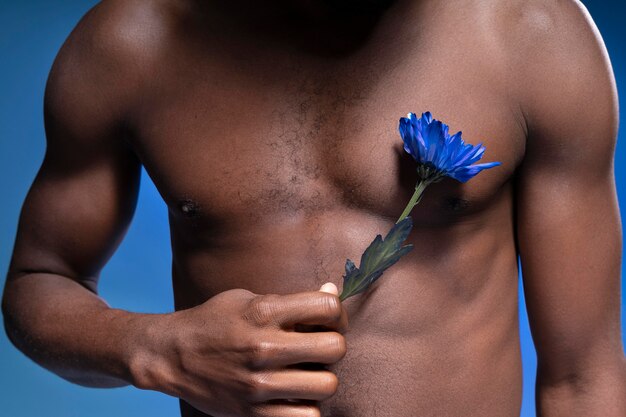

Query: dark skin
left=3, top=0, right=626, bottom=416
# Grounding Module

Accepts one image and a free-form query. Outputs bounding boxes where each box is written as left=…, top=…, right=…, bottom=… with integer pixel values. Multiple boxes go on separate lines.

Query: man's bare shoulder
left=45, top=0, right=191, bottom=135
left=461, top=0, right=603, bottom=68
left=490, top=0, right=617, bottom=156
left=54, top=0, right=190, bottom=78
left=494, top=0, right=604, bottom=59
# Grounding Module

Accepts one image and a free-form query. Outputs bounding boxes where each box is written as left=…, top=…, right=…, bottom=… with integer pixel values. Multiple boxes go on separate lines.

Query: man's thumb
left=319, top=282, right=339, bottom=295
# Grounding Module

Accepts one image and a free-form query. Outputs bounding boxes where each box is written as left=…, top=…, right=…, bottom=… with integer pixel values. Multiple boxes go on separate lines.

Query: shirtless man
left=2, top=0, right=625, bottom=416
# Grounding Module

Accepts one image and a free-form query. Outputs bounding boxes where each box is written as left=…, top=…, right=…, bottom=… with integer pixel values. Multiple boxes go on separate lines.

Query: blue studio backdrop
left=0, top=1, right=624, bottom=416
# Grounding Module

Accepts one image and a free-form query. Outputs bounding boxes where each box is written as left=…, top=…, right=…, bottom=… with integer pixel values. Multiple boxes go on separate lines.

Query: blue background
left=0, top=1, right=624, bottom=416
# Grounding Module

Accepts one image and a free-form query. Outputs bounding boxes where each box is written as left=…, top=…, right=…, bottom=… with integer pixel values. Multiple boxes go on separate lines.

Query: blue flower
left=339, top=112, right=503, bottom=301
left=399, top=112, right=501, bottom=183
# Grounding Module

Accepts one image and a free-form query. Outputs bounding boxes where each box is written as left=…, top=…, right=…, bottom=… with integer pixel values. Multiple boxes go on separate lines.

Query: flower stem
left=396, top=179, right=429, bottom=223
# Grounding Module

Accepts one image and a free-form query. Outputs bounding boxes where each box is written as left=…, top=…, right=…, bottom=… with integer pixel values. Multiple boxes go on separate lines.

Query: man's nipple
left=178, top=199, right=200, bottom=218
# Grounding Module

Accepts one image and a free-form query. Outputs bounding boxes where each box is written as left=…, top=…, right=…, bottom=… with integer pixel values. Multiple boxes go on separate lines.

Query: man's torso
left=91, top=0, right=532, bottom=415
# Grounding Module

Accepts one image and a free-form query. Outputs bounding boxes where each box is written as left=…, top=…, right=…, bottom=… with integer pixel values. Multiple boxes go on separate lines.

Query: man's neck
left=203, top=0, right=399, bottom=56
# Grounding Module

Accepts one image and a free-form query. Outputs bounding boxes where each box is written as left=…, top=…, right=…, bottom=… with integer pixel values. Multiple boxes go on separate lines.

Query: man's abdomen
left=324, top=286, right=522, bottom=417
left=170, top=204, right=521, bottom=417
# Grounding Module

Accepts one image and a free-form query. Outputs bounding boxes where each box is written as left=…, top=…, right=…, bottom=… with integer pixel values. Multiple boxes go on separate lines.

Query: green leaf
left=339, top=217, right=414, bottom=301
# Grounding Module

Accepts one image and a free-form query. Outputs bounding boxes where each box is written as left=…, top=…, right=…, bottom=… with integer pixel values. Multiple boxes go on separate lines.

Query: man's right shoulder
left=45, top=0, right=186, bottom=128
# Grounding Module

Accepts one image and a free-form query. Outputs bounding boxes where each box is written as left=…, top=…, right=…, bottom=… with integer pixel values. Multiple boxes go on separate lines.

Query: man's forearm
left=2, top=272, right=158, bottom=388
left=537, top=361, right=626, bottom=417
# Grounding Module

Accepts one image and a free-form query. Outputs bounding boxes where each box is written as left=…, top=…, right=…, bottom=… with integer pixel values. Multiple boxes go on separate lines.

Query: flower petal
left=449, top=161, right=502, bottom=182
left=399, top=112, right=501, bottom=182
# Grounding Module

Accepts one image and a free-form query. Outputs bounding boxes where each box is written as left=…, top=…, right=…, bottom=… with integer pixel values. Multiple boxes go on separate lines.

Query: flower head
left=399, top=112, right=501, bottom=183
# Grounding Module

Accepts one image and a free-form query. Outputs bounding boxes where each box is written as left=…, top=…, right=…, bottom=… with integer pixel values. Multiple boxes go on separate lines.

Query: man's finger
left=250, top=331, right=346, bottom=369
left=253, top=402, right=320, bottom=417
left=251, top=291, right=347, bottom=331
left=250, top=369, right=339, bottom=402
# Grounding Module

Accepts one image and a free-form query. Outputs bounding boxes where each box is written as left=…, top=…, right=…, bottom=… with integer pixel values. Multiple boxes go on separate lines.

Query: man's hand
left=0, top=8, right=350, bottom=414
left=133, top=284, right=347, bottom=417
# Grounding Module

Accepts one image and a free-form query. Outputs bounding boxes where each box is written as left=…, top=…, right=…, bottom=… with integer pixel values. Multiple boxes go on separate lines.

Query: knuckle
left=318, top=294, right=342, bottom=320
left=230, top=288, right=256, bottom=300
left=320, top=372, right=339, bottom=396
left=328, top=333, right=347, bottom=359
left=246, top=295, right=280, bottom=326
left=249, top=339, right=278, bottom=368
left=246, top=372, right=272, bottom=401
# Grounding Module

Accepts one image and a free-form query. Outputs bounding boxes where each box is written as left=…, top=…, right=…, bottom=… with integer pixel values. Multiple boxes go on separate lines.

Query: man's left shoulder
left=492, top=0, right=590, bottom=36
left=484, top=0, right=604, bottom=60
left=493, top=0, right=618, bottom=169
left=456, top=0, right=611, bottom=95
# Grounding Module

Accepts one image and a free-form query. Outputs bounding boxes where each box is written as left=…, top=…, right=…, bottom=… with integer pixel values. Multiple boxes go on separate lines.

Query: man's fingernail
left=320, top=282, right=338, bottom=295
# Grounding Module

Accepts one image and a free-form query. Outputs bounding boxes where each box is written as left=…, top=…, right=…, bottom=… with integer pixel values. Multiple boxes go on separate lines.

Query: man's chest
left=128, top=34, right=524, bottom=228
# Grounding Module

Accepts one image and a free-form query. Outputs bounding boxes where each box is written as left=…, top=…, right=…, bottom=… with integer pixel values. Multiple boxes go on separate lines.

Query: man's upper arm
left=7, top=3, right=144, bottom=290
left=513, top=0, right=625, bottom=397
